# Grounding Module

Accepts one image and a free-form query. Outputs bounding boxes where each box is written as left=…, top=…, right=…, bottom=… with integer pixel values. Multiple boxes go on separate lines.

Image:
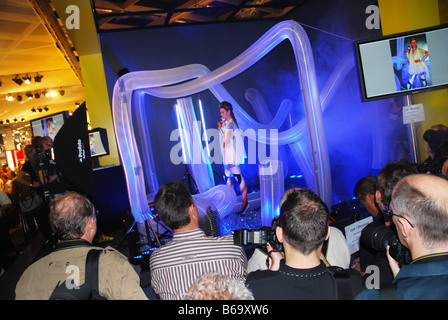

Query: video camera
left=360, top=220, right=411, bottom=265
left=233, top=216, right=283, bottom=251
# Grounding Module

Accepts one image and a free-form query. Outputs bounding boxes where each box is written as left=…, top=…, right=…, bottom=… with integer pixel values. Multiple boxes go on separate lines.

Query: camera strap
left=85, top=249, right=108, bottom=300
left=326, top=266, right=353, bottom=300
left=49, top=248, right=107, bottom=300
left=265, top=248, right=279, bottom=269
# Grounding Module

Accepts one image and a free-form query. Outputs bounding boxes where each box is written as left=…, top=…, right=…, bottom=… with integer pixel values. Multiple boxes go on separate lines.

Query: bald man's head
left=392, top=174, right=448, bottom=246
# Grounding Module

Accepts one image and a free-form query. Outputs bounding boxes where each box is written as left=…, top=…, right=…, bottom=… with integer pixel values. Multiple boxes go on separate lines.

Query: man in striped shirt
left=150, top=181, right=248, bottom=300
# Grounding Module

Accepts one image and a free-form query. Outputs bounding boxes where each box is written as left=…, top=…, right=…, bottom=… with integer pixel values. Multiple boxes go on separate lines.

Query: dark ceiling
left=91, top=0, right=308, bottom=32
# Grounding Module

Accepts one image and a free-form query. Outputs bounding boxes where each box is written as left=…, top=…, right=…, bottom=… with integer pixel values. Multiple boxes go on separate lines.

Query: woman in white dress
left=217, top=101, right=248, bottom=214
left=405, top=37, right=429, bottom=89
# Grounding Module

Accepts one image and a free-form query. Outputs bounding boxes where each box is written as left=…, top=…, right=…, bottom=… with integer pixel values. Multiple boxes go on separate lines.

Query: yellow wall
left=52, top=0, right=119, bottom=166
left=51, top=0, right=447, bottom=166
left=378, top=0, right=448, bottom=162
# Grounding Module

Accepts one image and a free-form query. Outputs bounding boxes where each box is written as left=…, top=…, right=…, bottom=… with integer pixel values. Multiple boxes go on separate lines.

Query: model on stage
left=217, top=101, right=249, bottom=214
left=405, top=37, right=429, bottom=89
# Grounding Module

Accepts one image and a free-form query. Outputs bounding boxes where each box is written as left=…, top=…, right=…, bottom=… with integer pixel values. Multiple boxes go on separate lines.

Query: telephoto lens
left=360, top=220, right=411, bottom=264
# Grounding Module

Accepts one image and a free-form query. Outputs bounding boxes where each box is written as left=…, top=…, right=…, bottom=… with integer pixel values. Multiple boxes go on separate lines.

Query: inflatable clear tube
left=112, top=20, right=335, bottom=223
left=175, top=97, right=215, bottom=193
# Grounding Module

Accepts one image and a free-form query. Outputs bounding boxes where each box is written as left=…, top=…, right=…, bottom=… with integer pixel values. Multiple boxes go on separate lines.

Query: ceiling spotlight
left=34, top=92, right=40, bottom=99
left=13, top=76, right=23, bottom=86
left=23, top=75, right=32, bottom=84
left=21, top=118, right=25, bottom=122
left=59, top=90, right=65, bottom=96
left=13, top=118, right=18, bottom=123
left=34, top=74, right=43, bottom=82
left=16, top=95, right=22, bottom=101
left=31, top=108, right=37, bottom=113
left=0, top=121, right=3, bottom=125
left=38, top=108, right=43, bottom=112
left=44, top=106, right=49, bottom=111
left=6, top=119, right=10, bottom=124
left=43, top=90, right=49, bottom=97
left=49, top=90, right=57, bottom=97
left=26, top=93, right=33, bottom=99
left=6, top=94, right=14, bottom=101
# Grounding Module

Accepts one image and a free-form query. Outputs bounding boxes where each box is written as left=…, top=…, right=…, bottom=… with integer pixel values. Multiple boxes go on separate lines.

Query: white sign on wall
left=403, top=103, right=425, bottom=124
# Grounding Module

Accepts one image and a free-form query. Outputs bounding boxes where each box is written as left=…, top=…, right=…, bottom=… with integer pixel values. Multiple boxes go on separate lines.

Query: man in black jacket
left=246, top=188, right=363, bottom=300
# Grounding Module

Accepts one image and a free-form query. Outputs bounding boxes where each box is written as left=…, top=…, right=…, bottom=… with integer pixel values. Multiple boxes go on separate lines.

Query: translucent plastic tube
left=195, top=184, right=237, bottom=220
left=259, top=161, right=285, bottom=226
left=112, top=20, right=334, bottom=222
left=175, top=97, right=215, bottom=193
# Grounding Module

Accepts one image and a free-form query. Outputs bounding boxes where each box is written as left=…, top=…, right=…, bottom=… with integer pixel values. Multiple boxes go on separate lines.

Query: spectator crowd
left=4, top=125, right=448, bottom=300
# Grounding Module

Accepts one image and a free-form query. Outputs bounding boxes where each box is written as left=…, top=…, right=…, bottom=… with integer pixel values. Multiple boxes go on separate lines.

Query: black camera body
left=37, top=149, right=53, bottom=169
left=415, top=161, right=442, bottom=175
left=360, top=220, right=411, bottom=265
left=233, top=217, right=283, bottom=251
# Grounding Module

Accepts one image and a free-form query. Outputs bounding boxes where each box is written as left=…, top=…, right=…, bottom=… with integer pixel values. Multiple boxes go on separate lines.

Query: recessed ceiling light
left=23, top=75, right=32, bottom=84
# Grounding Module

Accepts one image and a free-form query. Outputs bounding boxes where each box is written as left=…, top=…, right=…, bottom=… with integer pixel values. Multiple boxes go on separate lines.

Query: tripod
left=37, top=151, right=52, bottom=203
left=118, top=211, right=171, bottom=250
left=182, top=164, right=198, bottom=194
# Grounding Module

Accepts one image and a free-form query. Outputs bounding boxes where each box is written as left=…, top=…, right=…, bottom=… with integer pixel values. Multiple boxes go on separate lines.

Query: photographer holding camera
left=245, top=188, right=363, bottom=300
left=359, top=161, right=416, bottom=287
left=150, top=181, right=247, bottom=300
left=353, top=176, right=381, bottom=276
left=356, top=174, right=448, bottom=299
left=422, top=125, right=448, bottom=163
left=15, top=192, right=148, bottom=300
left=30, top=136, right=68, bottom=202
left=433, top=139, right=448, bottom=179
left=243, top=188, right=351, bottom=272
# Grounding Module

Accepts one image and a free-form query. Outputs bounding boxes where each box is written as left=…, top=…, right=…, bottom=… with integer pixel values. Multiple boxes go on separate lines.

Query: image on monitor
left=31, top=112, right=68, bottom=139
left=88, top=128, right=109, bottom=157
left=389, top=33, right=431, bottom=92
left=355, top=23, right=448, bottom=101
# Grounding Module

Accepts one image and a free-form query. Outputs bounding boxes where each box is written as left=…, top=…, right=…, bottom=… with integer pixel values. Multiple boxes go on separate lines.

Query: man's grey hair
left=185, top=273, right=254, bottom=300
left=392, top=176, right=448, bottom=247
left=49, top=192, right=95, bottom=240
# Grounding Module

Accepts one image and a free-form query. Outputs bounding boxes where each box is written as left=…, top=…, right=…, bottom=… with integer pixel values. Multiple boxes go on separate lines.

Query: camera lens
left=371, top=226, right=398, bottom=251
left=360, top=221, right=398, bottom=252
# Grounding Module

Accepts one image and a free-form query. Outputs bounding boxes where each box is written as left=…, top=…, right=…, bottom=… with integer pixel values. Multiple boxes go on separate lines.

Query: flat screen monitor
left=355, top=23, right=448, bottom=101
left=30, top=111, right=69, bottom=139
left=88, top=128, right=109, bottom=157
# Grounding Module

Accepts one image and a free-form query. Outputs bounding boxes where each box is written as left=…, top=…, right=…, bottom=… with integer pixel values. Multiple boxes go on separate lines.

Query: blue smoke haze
left=100, top=0, right=409, bottom=209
